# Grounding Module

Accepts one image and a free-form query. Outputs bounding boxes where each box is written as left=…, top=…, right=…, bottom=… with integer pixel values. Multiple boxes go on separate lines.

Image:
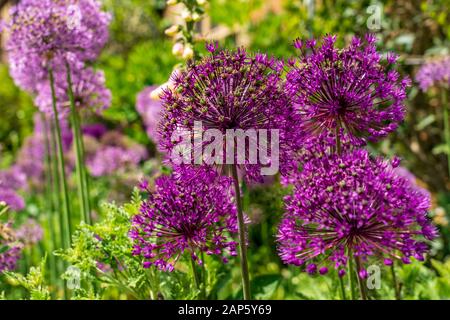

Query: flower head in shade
left=415, top=56, right=450, bottom=91
left=16, top=219, right=44, bottom=247
left=286, top=34, right=410, bottom=146
left=35, top=67, right=111, bottom=117
left=277, top=149, right=437, bottom=276
left=0, top=189, right=25, bottom=212
left=85, top=131, right=148, bottom=177
left=136, top=86, right=163, bottom=143
left=6, top=0, right=111, bottom=92
left=129, top=166, right=238, bottom=271
left=0, top=222, right=22, bottom=273
left=159, top=45, right=295, bottom=181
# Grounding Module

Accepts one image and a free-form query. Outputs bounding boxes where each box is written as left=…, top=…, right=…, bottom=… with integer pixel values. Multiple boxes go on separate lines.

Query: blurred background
left=0, top=0, right=449, bottom=299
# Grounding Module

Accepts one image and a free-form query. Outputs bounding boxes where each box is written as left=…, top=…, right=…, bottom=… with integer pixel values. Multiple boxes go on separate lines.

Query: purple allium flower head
left=415, top=56, right=450, bottom=91
left=6, top=0, right=111, bottom=92
left=85, top=130, right=148, bottom=177
left=136, top=86, right=163, bottom=144
left=82, top=123, right=108, bottom=139
left=16, top=219, right=44, bottom=246
left=286, top=34, right=410, bottom=146
left=0, top=188, right=25, bottom=211
left=158, top=45, right=295, bottom=181
left=129, top=166, right=239, bottom=271
left=35, top=67, right=111, bottom=117
left=0, top=223, right=22, bottom=273
left=277, top=149, right=437, bottom=275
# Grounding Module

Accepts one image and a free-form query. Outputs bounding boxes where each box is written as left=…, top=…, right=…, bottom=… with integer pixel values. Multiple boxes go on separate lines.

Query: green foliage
left=4, top=257, right=51, bottom=300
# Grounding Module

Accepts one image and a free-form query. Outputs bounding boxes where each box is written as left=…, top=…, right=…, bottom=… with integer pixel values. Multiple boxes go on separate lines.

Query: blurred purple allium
left=5, top=0, right=111, bottom=92
left=286, top=34, right=410, bottom=146
left=0, top=188, right=25, bottom=211
left=277, top=149, right=437, bottom=276
left=82, top=123, right=108, bottom=139
left=85, top=131, right=148, bottom=177
left=35, top=67, right=111, bottom=117
left=129, top=166, right=238, bottom=271
left=158, top=45, right=296, bottom=181
left=16, top=219, right=44, bottom=246
left=0, top=223, right=22, bottom=273
left=136, top=86, right=163, bottom=143
left=415, top=56, right=450, bottom=91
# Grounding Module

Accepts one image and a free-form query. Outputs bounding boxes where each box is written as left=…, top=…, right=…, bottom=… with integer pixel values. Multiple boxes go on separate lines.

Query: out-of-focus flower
left=0, top=188, right=25, bottom=212
left=277, top=149, right=437, bottom=276
left=416, top=56, right=450, bottom=91
left=0, top=223, right=22, bottom=273
left=16, top=219, right=43, bottom=247
left=129, top=166, right=238, bottom=271
left=286, top=34, right=410, bottom=146
left=5, top=0, right=111, bottom=92
left=136, top=86, right=163, bottom=144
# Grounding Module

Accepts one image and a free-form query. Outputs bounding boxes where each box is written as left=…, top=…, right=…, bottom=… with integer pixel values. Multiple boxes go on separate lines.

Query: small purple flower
left=286, top=34, right=410, bottom=146
left=0, top=188, right=25, bottom=212
left=0, top=223, right=22, bottom=273
left=277, top=149, right=437, bottom=275
left=129, top=166, right=238, bottom=271
left=16, top=219, right=44, bottom=246
left=416, top=56, right=450, bottom=91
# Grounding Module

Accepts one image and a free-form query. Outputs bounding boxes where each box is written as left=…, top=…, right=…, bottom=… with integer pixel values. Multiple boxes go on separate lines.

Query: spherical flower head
left=0, top=223, right=22, bottom=273
left=129, top=166, right=239, bottom=271
left=277, top=149, right=438, bottom=275
left=159, top=45, right=295, bottom=182
left=415, top=56, right=450, bottom=91
left=136, top=86, right=163, bottom=144
left=6, top=0, right=111, bottom=92
left=286, top=34, right=410, bottom=146
left=85, top=130, right=148, bottom=177
left=0, top=188, right=25, bottom=212
left=35, top=66, right=111, bottom=117
left=16, top=219, right=44, bottom=246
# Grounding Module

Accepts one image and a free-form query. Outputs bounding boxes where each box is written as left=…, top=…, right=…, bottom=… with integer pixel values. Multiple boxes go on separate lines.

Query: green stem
left=65, top=63, right=91, bottom=224
left=348, top=251, right=356, bottom=300
left=200, top=251, right=207, bottom=299
left=441, top=87, right=450, bottom=178
left=190, top=257, right=202, bottom=298
left=41, top=113, right=58, bottom=292
left=339, top=275, right=347, bottom=300
left=355, top=256, right=367, bottom=300
left=231, top=165, right=251, bottom=300
left=390, top=263, right=401, bottom=300
left=48, top=67, right=72, bottom=248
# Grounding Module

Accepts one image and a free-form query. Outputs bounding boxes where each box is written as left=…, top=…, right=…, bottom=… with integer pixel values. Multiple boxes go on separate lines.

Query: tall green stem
left=190, top=257, right=202, bottom=298
left=355, top=256, right=367, bottom=300
left=339, top=275, right=347, bottom=300
left=48, top=67, right=72, bottom=248
left=391, top=263, right=401, bottom=300
left=231, top=165, right=251, bottom=300
left=441, top=87, right=450, bottom=178
left=347, top=251, right=356, bottom=300
left=41, top=113, right=58, bottom=291
left=65, top=63, right=91, bottom=224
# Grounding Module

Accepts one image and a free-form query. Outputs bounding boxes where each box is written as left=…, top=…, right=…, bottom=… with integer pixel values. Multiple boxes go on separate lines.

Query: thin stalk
left=441, top=87, right=450, bottom=178
left=200, top=251, right=207, bottom=299
left=190, top=258, right=202, bottom=298
left=231, top=164, right=251, bottom=300
left=339, top=275, right=347, bottom=300
left=48, top=66, right=72, bottom=247
left=335, top=123, right=342, bottom=155
left=355, top=256, right=367, bottom=300
left=347, top=251, right=356, bottom=300
left=65, top=63, right=91, bottom=224
left=390, top=263, right=401, bottom=300
left=41, top=113, right=58, bottom=291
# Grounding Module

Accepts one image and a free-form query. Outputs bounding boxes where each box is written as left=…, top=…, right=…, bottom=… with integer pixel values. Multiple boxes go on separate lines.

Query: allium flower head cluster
left=6, top=0, right=111, bottom=92
left=35, top=66, right=111, bottom=116
left=159, top=44, right=295, bottom=181
left=84, top=130, right=148, bottom=177
left=16, top=219, right=44, bottom=246
left=0, top=223, right=22, bottom=273
left=277, top=149, right=437, bottom=276
left=415, top=56, right=450, bottom=91
left=136, top=86, right=163, bottom=143
left=129, top=166, right=238, bottom=271
left=286, top=34, right=410, bottom=145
